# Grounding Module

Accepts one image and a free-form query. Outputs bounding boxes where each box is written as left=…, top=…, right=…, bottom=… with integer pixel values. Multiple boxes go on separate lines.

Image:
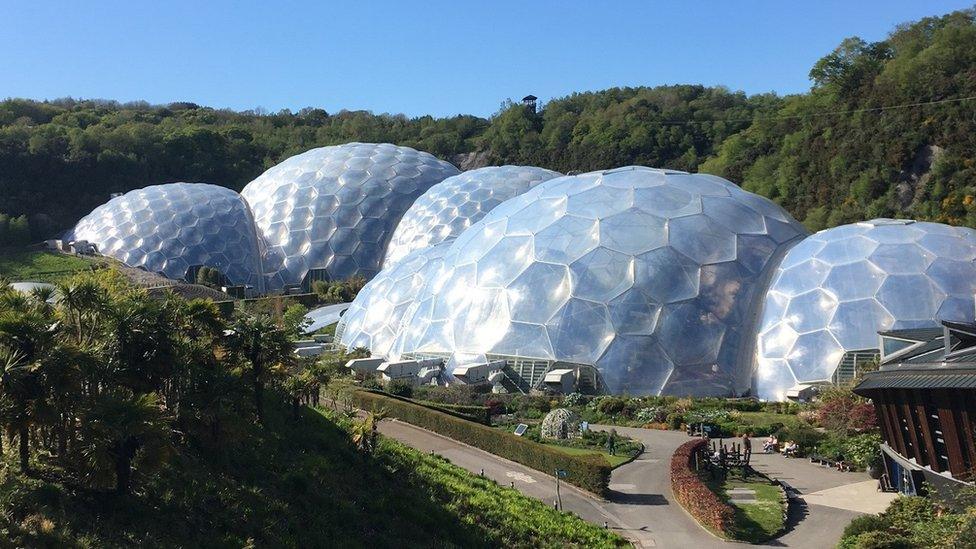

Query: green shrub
left=843, top=433, right=883, bottom=469
left=746, top=422, right=784, bottom=437
left=386, top=380, right=414, bottom=398
left=596, top=397, right=627, bottom=416
left=881, top=496, right=936, bottom=532
left=362, top=389, right=492, bottom=424
left=562, top=392, right=587, bottom=407
left=352, top=390, right=611, bottom=495
left=774, top=425, right=825, bottom=456
left=849, top=530, right=914, bottom=549
left=843, top=514, right=889, bottom=539
left=667, top=412, right=683, bottom=430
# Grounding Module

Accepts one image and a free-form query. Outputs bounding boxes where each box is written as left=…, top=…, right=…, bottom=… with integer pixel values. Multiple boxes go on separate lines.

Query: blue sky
left=2, top=1, right=972, bottom=117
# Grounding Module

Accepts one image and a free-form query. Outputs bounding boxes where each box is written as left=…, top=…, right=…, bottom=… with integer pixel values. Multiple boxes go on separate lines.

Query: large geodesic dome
left=382, top=166, right=561, bottom=268
left=393, top=166, right=808, bottom=396
left=240, top=143, right=459, bottom=289
left=755, top=219, right=976, bottom=400
left=336, top=242, right=451, bottom=357
left=65, top=183, right=266, bottom=290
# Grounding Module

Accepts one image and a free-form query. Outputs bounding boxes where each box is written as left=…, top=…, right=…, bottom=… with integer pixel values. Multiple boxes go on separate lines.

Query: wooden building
left=854, top=321, right=976, bottom=496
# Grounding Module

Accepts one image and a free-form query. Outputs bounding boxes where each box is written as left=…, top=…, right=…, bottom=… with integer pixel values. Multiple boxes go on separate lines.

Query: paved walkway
left=378, top=419, right=886, bottom=548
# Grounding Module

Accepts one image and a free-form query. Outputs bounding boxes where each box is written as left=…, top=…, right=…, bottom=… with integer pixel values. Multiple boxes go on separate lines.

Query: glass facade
left=240, top=143, right=459, bottom=289
left=65, top=183, right=266, bottom=290
left=755, top=219, right=976, bottom=400
left=391, top=166, right=808, bottom=396
left=383, top=166, right=561, bottom=268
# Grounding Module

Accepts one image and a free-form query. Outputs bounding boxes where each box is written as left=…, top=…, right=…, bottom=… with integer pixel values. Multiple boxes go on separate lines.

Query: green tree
left=79, top=391, right=174, bottom=494
left=226, top=315, right=294, bottom=424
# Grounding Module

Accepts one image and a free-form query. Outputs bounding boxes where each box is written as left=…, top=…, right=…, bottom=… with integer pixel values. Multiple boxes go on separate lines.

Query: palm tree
left=0, top=306, right=56, bottom=472
left=225, top=315, right=293, bottom=424
left=55, top=278, right=107, bottom=346
left=79, top=391, right=174, bottom=495
left=103, top=297, right=177, bottom=394
left=351, top=409, right=387, bottom=455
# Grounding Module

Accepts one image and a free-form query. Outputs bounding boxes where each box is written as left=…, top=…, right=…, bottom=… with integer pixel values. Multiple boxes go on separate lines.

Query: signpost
left=555, top=469, right=568, bottom=510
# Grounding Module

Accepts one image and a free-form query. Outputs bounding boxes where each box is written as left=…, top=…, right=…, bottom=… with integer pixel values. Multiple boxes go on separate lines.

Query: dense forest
left=1, top=8, right=974, bottom=238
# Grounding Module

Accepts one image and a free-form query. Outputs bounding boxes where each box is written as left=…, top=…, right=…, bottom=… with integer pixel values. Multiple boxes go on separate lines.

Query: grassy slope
left=0, top=249, right=96, bottom=283
left=544, top=444, right=632, bottom=468
left=0, top=401, right=626, bottom=548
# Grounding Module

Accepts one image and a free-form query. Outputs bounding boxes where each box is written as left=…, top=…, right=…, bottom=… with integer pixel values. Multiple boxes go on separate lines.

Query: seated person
left=782, top=440, right=799, bottom=457
left=763, top=435, right=778, bottom=454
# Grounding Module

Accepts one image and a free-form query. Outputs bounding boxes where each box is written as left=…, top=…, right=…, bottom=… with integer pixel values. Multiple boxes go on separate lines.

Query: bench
left=808, top=454, right=836, bottom=467
left=809, top=454, right=852, bottom=471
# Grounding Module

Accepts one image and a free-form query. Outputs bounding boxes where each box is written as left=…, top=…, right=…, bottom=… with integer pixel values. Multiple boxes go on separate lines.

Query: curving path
left=378, top=418, right=877, bottom=548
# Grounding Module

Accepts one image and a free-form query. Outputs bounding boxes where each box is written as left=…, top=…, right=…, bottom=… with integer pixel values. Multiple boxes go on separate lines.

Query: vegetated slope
left=700, top=8, right=976, bottom=230
left=0, top=402, right=625, bottom=548
left=1, top=8, right=973, bottom=235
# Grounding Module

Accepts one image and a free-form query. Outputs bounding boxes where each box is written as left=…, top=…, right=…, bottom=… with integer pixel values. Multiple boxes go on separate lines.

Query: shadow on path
left=606, top=490, right=669, bottom=505
left=777, top=494, right=810, bottom=540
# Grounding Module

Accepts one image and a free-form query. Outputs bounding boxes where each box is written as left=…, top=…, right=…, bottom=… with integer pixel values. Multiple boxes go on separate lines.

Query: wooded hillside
left=1, top=8, right=973, bottom=236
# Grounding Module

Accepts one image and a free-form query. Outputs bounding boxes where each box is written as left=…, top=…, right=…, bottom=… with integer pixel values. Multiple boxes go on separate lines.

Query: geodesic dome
left=540, top=408, right=582, bottom=439
left=383, top=166, right=561, bottom=268
left=65, top=183, right=266, bottom=290
left=240, top=143, right=459, bottom=289
left=336, top=242, right=451, bottom=357
left=755, top=219, right=976, bottom=401
left=393, top=166, right=808, bottom=396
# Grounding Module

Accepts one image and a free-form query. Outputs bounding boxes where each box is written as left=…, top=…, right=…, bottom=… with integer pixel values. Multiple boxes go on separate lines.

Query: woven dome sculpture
left=540, top=408, right=582, bottom=440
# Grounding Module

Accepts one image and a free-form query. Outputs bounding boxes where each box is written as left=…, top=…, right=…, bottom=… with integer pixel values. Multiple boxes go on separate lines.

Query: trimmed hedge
left=361, top=389, right=491, bottom=425
left=416, top=399, right=492, bottom=425
left=670, top=438, right=735, bottom=536
left=353, top=390, right=611, bottom=495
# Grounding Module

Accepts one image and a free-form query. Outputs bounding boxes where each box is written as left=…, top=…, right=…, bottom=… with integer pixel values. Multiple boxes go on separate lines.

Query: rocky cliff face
left=452, top=150, right=492, bottom=171
left=897, top=144, right=943, bottom=210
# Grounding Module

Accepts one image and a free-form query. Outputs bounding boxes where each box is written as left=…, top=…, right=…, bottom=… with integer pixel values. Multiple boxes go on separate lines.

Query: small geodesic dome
left=540, top=408, right=582, bottom=439
left=65, top=183, right=266, bottom=290
left=755, top=218, right=976, bottom=400
left=383, top=166, right=561, bottom=268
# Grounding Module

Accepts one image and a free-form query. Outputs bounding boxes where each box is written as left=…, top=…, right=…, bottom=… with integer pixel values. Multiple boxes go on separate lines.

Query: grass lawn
left=0, top=249, right=97, bottom=283
left=544, top=443, right=633, bottom=468
left=736, top=411, right=807, bottom=430
left=704, top=473, right=786, bottom=543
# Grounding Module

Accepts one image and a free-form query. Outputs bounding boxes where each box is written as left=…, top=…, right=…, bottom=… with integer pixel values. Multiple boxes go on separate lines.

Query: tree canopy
left=1, top=8, right=974, bottom=237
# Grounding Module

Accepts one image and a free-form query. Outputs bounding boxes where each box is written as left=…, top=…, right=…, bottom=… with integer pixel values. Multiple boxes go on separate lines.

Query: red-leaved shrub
left=670, top=438, right=735, bottom=536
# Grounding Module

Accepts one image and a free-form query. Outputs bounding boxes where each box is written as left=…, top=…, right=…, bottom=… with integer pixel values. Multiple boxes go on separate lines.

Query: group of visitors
left=759, top=434, right=799, bottom=456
